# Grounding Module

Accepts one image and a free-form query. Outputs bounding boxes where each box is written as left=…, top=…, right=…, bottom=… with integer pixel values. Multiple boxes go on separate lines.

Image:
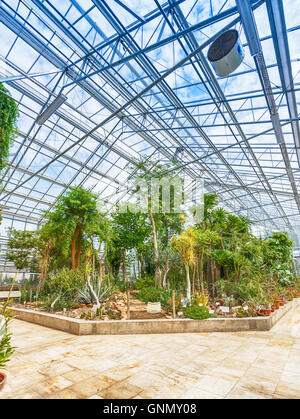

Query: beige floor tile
left=274, top=382, right=300, bottom=399
left=181, top=388, right=223, bottom=399
left=99, top=381, right=143, bottom=399
left=32, top=375, right=73, bottom=396
left=279, top=370, right=300, bottom=386
left=2, top=300, right=300, bottom=399
left=226, top=385, right=271, bottom=399
left=237, top=376, right=277, bottom=397
left=38, top=361, right=74, bottom=377
left=193, top=375, right=237, bottom=397
left=63, top=368, right=97, bottom=383
left=243, top=366, right=282, bottom=383
left=88, top=394, right=103, bottom=399
left=127, top=371, right=163, bottom=388
left=48, top=388, right=81, bottom=399
left=67, top=375, right=117, bottom=398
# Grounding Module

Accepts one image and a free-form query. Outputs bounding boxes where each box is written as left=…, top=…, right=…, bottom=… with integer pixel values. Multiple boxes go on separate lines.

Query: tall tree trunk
left=215, top=264, right=221, bottom=282
left=211, top=258, right=215, bottom=298
left=199, top=252, right=204, bottom=293
left=220, top=239, right=229, bottom=281
left=71, top=227, right=79, bottom=271
left=39, top=247, right=50, bottom=291
left=99, top=258, right=103, bottom=285
left=162, top=256, right=169, bottom=289
left=192, top=263, right=195, bottom=297
left=75, top=229, right=82, bottom=270
left=140, top=257, right=145, bottom=278
left=196, top=252, right=200, bottom=292
left=185, top=262, right=191, bottom=302
left=122, top=248, right=126, bottom=284
left=148, top=208, right=160, bottom=286
left=207, top=255, right=214, bottom=298
left=91, top=235, right=95, bottom=277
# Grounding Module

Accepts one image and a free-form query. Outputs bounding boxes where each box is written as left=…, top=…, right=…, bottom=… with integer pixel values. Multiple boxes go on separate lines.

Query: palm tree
left=172, top=227, right=198, bottom=302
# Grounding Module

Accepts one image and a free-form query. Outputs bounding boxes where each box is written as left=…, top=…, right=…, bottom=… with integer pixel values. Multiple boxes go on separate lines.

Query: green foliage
left=5, top=229, right=39, bottom=271
left=77, top=277, right=110, bottom=304
left=19, top=283, right=37, bottom=303
left=0, top=82, right=19, bottom=176
left=106, top=309, right=121, bottom=320
left=277, top=263, right=294, bottom=287
left=263, top=232, right=293, bottom=267
left=136, top=287, right=172, bottom=305
left=134, top=275, right=155, bottom=290
left=40, top=268, right=84, bottom=310
left=80, top=307, right=103, bottom=320
left=0, top=302, right=15, bottom=369
left=212, top=249, right=233, bottom=269
left=111, top=204, right=151, bottom=252
left=44, top=186, right=99, bottom=270
left=192, top=292, right=208, bottom=307
left=215, top=278, right=268, bottom=305
left=184, top=305, right=210, bottom=320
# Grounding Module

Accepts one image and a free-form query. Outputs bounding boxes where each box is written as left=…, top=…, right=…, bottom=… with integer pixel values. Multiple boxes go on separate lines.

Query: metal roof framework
left=1, top=0, right=300, bottom=271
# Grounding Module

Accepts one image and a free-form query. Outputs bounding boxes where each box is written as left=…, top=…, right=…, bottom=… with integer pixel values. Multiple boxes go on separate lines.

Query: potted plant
left=0, top=301, right=15, bottom=389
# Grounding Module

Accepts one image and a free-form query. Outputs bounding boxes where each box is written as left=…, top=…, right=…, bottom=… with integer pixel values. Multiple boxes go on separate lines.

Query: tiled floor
left=1, top=302, right=300, bottom=399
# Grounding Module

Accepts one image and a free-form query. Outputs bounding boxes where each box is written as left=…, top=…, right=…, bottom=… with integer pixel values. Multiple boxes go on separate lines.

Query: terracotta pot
left=275, top=301, right=280, bottom=309
left=259, top=309, right=266, bottom=315
left=260, top=308, right=271, bottom=316
left=265, top=309, right=271, bottom=316
left=0, top=372, right=7, bottom=390
left=271, top=306, right=275, bottom=312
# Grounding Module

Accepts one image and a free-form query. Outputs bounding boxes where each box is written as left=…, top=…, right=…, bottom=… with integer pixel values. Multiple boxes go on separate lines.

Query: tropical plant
left=111, top=204, right=151, bottom=283
left=136, top=286, right=172, bottom=305
left=134, top=275, right=156, bottom=290
left=193, top=291, right=208, bottom=307
left=183, top=305, right=210, bottom=320
left=172, top=227, right=198, bottom=301
left=5, top=229, right=40, bottom=271
left=0, top=82, right=19, bottom=176
left=77, top=276, right=110, bottom=305
left=44, top=186, right=99, bottom=271
left=0, top=302, right=15, bottom=369
left=40, top=267, right=84, bottom=310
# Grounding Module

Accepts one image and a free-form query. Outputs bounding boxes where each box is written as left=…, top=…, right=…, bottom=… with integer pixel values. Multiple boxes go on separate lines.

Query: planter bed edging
left=10, top=298, right=299, bottom=335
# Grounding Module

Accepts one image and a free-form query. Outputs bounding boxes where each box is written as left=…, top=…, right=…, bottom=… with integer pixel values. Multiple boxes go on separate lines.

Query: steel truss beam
left=0, top=0, right=298, bottom=234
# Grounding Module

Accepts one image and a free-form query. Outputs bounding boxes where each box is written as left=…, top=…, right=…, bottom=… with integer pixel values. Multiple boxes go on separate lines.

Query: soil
left=11, top=290, right=173, bottom=321
left=11, top=290, right=285, bottom=320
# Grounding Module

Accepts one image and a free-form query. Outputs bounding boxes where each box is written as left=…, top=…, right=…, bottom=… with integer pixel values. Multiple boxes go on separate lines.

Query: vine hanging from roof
left=0, top=82, right=19, bottom=178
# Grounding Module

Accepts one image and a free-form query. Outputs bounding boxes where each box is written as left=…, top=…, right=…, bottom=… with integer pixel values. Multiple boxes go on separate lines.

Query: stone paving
left=1, top=302, right=300, bottom=399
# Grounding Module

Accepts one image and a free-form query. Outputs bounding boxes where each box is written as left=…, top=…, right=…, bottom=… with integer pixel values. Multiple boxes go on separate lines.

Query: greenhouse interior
left=0, top=0, right=300, bottom=402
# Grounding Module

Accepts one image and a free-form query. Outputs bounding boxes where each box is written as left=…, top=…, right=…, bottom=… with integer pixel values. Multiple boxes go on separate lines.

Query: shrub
left=136, top=287, right=172, bottom=305
left=19, top=283, right=37, bottom=303
left=184, top=305, right=210, bottom=320
left=0, top=302, right=15, bottom=368
left=40, top=268, right=85, bottom=310
left=77, top=277, right=111, bottom=305
left=134, top=275, right=155, bottom=290
left=214, top=278, right=268, bottom=305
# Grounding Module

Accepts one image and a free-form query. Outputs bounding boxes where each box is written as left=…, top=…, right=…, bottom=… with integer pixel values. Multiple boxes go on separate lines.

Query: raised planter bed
left=9, top=298, right=299, bottom=336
